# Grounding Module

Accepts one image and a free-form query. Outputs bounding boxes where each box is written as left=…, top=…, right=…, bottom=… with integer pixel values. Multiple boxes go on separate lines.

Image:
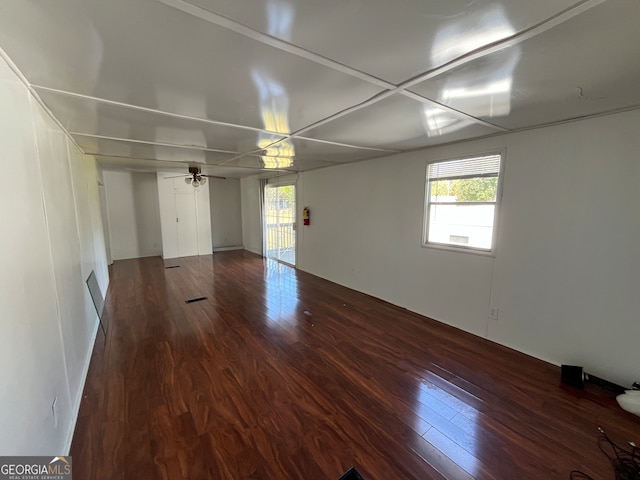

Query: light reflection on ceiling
left=251, top=69, right=296, bottom=169
left=431, top=6, right=519, bottom=119
left=430, top=5, right=515, bottom=67
left=266, top=0, right=295, bottom=41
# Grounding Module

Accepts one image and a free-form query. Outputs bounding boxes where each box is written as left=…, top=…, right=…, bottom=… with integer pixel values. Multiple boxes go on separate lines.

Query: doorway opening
left=264, top=184, right=296, bottom=266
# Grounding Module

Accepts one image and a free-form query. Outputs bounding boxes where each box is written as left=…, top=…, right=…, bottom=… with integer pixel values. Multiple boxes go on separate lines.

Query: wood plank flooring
left=71, top=251, right=640, bottom=479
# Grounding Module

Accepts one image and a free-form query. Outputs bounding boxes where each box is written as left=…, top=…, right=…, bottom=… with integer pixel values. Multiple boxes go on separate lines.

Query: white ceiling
left=1, top=0, right=638, bottom=178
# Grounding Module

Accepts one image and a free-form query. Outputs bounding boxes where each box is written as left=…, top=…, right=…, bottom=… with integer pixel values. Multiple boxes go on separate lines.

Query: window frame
left=421, top=150, right=505, bottom=256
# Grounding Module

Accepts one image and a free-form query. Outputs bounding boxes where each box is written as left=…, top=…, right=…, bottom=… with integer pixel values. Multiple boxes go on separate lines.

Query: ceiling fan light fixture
left=192, top=179, right=200, bottom=187
left=199, top=176, right=207, bottom=185
left=184, top=177, right=192, bottom=184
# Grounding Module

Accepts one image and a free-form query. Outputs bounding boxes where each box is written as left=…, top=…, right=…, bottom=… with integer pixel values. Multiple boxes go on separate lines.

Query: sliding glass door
left=264, top=184, right=296, bottom=266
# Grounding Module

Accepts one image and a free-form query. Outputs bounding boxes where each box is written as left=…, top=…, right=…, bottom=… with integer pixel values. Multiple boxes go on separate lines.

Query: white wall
left=157, top=172, right=212, bottom=259
left=103, top=170, right=162, bottom=260
left=0, top=54, right=109, bottom=455
left=209, top=177, right=243, bottom=250
left=241, top=176, right=263, bottom=255
left=241, top=109, right=640, bottom=387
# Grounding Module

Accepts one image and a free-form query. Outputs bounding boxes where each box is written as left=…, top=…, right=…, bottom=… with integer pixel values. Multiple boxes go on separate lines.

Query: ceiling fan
left=166, top=166, right=226, bottom=187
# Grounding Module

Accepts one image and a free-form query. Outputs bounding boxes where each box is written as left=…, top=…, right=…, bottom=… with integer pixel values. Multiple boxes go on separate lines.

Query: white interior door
left=175, top=192, right=199, bottom=257
left=264, top=184, right=296, bottom=266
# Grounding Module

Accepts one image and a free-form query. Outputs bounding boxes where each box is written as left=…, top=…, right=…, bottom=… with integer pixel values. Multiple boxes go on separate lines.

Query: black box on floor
left=561, top=365, right=585, bottom=389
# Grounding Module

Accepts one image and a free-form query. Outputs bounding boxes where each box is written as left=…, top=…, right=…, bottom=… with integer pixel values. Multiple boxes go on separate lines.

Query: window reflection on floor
left=264, top=259, right=299, bottom=332
left=414, top=379, right=480, bottom=477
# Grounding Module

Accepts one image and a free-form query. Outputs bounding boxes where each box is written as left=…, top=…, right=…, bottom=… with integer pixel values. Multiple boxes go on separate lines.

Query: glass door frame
left=263, top=182, right=297, bottom=267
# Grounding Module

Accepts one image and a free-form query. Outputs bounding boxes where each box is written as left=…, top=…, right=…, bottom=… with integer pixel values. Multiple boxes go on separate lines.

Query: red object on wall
left=303, top=207, right=310, bottom=225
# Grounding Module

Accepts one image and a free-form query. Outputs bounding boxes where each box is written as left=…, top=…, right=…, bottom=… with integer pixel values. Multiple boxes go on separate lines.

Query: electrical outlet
left=51, top=397, right=58, bottom=428
left=489, top=307, right=499, bottom=320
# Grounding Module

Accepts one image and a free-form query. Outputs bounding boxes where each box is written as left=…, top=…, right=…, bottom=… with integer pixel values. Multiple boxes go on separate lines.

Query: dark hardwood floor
left=71, top=251, right=639, bottom=479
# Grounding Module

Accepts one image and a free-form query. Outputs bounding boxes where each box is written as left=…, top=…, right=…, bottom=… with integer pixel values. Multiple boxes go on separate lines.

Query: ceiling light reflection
left=439, top=51, right=519, bottom=117
left=251, top=69, right=291, bottom=134
left=260, top=156, right=294, bottom=169
left=430, top=6, right=515, bottom=67
left=262, top=139, right=294, bottom=158
left=251, top=69, right=297, bottom=165
left=257, top=138, right=295, bottom=169
left=266, top=0, right=295, bottom=41
left=422, top=107, right=471, bottom=137
left=430, top=6, right=520, bottom=119
left=443, top=78, right=512, bottom=100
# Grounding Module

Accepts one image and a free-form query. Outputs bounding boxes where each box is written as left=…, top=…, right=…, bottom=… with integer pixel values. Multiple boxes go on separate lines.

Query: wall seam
left=27, top=91, right=74, bottom=445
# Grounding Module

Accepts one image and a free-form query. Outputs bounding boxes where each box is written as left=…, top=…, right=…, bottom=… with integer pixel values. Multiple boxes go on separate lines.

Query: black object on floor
left=338, top=467, right=365, bottom=480
left=185, top=296, right=208, bottom=304
left=561, top=365, right=627, bottom=394
left=561, top=365, right=585, bottom=389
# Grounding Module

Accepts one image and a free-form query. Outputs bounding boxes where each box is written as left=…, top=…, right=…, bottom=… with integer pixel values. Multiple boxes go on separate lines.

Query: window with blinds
left=423, top=153, right=502, bottom=252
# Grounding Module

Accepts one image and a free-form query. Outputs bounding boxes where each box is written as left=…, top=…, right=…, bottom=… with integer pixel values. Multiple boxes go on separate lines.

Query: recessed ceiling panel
left=96, top=156, right=253, bottom=178
left=200, top=164, right=269, bottom=178
left=409, top=0, right=640, bottom=130
left=223, top=154, right=338, bottom=172
left=0, top=0, right=383, bottom=132
left=304, top=94, right=501, bottom=150
left=73, top=135, right=237, bottom=164
left=261, top=137, right=395, bottom=163
left=35, top=88, right=284, bottom=153
left=95, top=156, right=193, bottom=171
left=191, top=0, right=580, bottom=84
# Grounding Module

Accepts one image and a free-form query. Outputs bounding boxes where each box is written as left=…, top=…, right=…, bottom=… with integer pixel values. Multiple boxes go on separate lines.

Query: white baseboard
left=213, top=246, right=244, bottom=252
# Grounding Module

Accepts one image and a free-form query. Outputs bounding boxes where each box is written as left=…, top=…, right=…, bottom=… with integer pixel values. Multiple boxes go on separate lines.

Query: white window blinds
left=428, top=154, right=501, bottom=181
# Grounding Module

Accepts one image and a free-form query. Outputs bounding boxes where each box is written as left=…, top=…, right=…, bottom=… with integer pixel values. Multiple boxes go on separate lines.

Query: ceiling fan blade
left=163, top=175, right=189, bottom=179
left=201, top=175, right=226, bottom=180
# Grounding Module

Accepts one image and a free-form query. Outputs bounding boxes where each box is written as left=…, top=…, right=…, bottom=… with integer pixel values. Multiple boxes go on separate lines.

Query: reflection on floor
left=71, top=251, right=639, bottom=480
left=266, top=247, right=295, bottom=266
